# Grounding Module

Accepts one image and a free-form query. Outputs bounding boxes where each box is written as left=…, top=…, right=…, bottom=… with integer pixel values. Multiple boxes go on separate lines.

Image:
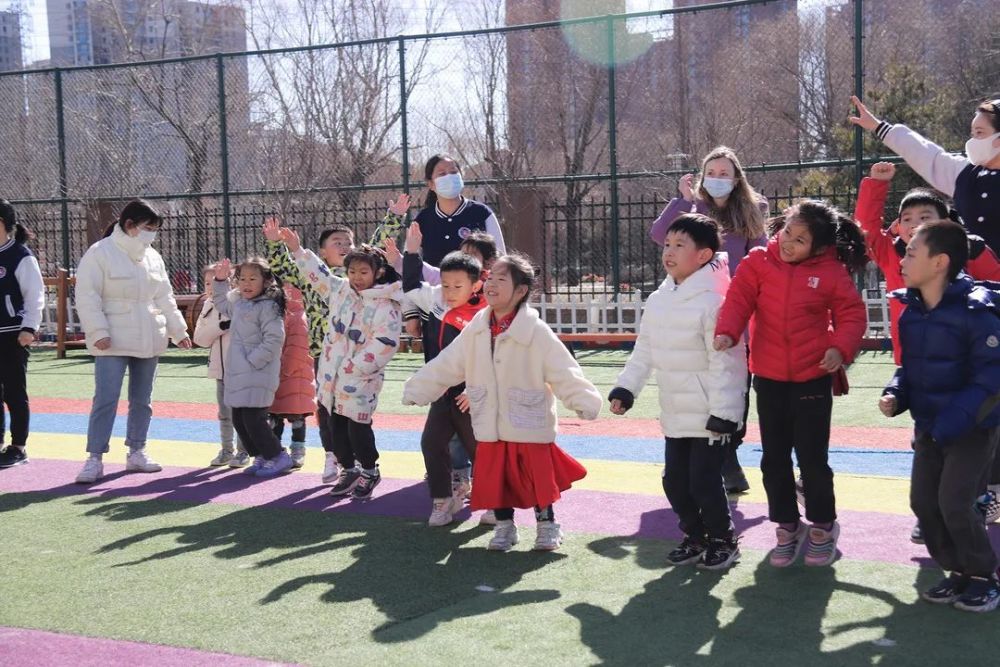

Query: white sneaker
left=228, top=452, right=251, bottom=468
left=534, top=521, right=564, bottom=551
left=209, top=449, right=234, bottom=467
left=322, top=452, right=340, bottom=483
left=479, top=510, right=497, bottom=526
left=488, top=520, right=519, bottom=551
left=126, top=448, right=162, bottom=473
left=75, top=457, right=104, bottom=484
left=452, top=474, right=472, bottom=502
left=290, top=444, right=306, bottom=469
left=428, top=498, right=457, bottom=527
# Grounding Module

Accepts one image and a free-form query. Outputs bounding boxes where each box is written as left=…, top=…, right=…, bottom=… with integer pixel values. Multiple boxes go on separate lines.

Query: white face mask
left=702, top=176, right=735, bottom=199
left=434, top=173, right=464, bottom=200
left=965, top=132, right=1000, bottom=166
left=137, top=229, right=157, bottom=246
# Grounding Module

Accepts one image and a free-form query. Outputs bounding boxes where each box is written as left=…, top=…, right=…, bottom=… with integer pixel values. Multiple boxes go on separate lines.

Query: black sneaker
left=953, top=575, right=1000, bottom=613
left=910, top=522, right=924, bottom=545
left=666, top=536, right=707, bottom=566
left=329, top=468, right=362, bottom=496
left=352, top=469, right=381, bottom=499
left=920, top=572, right=970, bottom=604
left=0, top=447, right=28, bottom=469
left=698, top=536, right=741, bottom=570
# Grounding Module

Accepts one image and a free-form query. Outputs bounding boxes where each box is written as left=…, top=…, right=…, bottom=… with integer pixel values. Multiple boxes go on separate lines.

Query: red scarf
left=489, top=309, right=517, bottom=342
left=439, top=296, right=488, bottom=349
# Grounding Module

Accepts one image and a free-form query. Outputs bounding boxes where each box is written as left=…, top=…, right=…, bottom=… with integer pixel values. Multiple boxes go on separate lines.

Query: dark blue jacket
left=884, top=275, right=1000, bottom=444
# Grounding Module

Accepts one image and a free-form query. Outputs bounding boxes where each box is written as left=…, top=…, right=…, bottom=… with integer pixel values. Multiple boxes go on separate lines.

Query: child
left=192, top=263, right=249, bottom=467
left=880, top=220, right=1000, bottom=612
left=282, top=226, right=402, bottom=499
left=268, top=284, right=317, bottom=468
left=0, top=200, right=44, bottom=469
left=403, top=252, right=602, bottom=551
left=211, top=257, right=291, bottom=477
left=401, top=222, right=488, bottom=526
left=609, top=214, right=747, bottom=570
left=714, top=200, right=868, bottom=567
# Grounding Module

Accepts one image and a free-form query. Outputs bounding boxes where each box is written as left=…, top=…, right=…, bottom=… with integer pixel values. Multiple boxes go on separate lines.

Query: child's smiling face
left=778, top=220, right=814, bottom=264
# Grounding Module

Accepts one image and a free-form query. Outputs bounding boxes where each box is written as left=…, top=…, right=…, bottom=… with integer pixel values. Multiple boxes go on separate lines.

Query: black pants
left=330, top=412, right=378, bottom=470
left=495, top=506, right=554, bottom=522
left=662, top=437, right=733, bottom=539
left=422, top=395, right=477, bottom=498
left=313, top=358, right=335, bottom=454
left=270, top=414, right=307, bottom=443
left=231, top=407, right=283, bottom=459
left=755, top=375, right=835, bottom=524
left=989, top=439, right=1000, bottom=487
left=0, top=333, right=29, bottom=449
left=912, top=427, right=1000, bottom=577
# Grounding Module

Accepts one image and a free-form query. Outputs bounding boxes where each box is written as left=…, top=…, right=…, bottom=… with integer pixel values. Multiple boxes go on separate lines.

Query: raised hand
left=848, top=95, right=880, bottom=132
left=388, top=193, right=411, bottom=217
left=404, top=221, right=423, bottom=254
left=679, top=173, right=696, bottom=202
left=383, top=237, right=402, bottom=266
left=870, top=162, right=895, bottom=181
left=214, top=258, right=232, bottom=281
left=279, top=227, right=301, bottom=253
left=263, top=215, right=283, bottom=242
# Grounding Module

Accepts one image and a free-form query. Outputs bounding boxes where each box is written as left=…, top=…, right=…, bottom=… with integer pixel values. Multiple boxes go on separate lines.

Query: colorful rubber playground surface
left=1, top=349, right=996, bottom=665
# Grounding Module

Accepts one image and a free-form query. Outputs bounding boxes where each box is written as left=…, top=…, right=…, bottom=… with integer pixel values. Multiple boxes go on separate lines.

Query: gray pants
left=911, top=427, right=1000, bottom=577
left=216, top=380, right=247, bottom=454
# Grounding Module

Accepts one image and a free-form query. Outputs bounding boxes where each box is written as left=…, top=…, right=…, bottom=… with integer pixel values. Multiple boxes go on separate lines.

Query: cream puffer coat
left=74, top=225, right=188, bottom=358
left=403, top=304, right=602, bottom=443
left=615, top=253, right=747, bottom=438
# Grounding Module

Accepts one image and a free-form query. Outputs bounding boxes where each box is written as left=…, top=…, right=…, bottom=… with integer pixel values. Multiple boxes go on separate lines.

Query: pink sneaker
left=769, top=522, right=808, bottom=567
left=804, top=522, right=840, bottom=567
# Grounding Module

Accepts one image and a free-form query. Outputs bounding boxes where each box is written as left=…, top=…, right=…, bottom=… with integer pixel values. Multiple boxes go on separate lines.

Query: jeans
left=86, top=355, right=159, bottom=455
left=215, top=379, right=246, bottom=454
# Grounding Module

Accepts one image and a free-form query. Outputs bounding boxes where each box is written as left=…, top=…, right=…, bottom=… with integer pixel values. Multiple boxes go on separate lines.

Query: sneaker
left=289, top=443, right=306, bottom=469
left=256, top=451, right=294, bottom=478
left=209, top=449, right=234, bottom=467
left=699, top=536, right=741, bottom=570
left=804, top=522, right=840, bottom=567
left=795, top=476, right=806, bottom=509
left=243, top=457, right=265, bottom=475
left=921, top=572, right=970, bottom=605
left=910, top=522, right=924, bottom=545
left=229, top=451, right=251, bottom=468
left=666, top=536, right=707, bottom=566
left=953, top=575, right=1000, bottom=613
left=0, top=446, right=28, bottom=468
left=989, top=486, right=1000, bottom=523
left=479, top=510, right=497, bottom=526
left=75, top=457, right=104, bottom=484
left=769, top=522, right=808, bottom=568
left=322, top=452, right=340, bottom=483
left=428, top=497, right=458, bottom=527
left=534, top=521, right=564, bottom=551
left=452, top=472, right=472, bottom=502
left=330, top=468, right=362, bottom=496
left=488, top=520, right=519, bottom=551
left=976, top=490, right=1000, bottom=525
left=352, top=469, right=381, bottom=499
left=125, top=448, right=162, bottom=473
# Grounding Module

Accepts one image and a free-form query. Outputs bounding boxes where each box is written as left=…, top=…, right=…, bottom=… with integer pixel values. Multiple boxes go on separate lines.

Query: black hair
left=916, top=220, right=969, bottom=281
left=459, top=231, right=498, bottom=265
left=772, top=199, right=869, bottom=274
left=666, top=213, right=722, bottom=254
left=344, top=244, right=401, bottom=285
left=319, top=225, right=354, bottom=247
left=899, top=188, right=952, bottom=220
left=977, top=99, right=1000, bottom=133
left=492, top=251, right=537, bottom=312
left=0, top=199, right=31, bottom=244
left=439, top=250, right=483, bottom=282
left=103, top=199, right=162, bottom=238
left=422, top=153, right=461, bottom=211
left=235, top=256, right=286, bottom=315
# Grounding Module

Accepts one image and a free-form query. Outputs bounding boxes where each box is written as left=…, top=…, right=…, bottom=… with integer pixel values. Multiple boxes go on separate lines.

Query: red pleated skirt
left=470, top=440, right=587, bottom=510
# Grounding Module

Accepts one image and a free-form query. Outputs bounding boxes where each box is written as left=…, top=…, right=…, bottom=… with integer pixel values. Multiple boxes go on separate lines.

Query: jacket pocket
left=4, top=295, right=14, bottom=318
left=507, top=388, right=548, bottom=430
left=466, top=385, right=488, bottom=407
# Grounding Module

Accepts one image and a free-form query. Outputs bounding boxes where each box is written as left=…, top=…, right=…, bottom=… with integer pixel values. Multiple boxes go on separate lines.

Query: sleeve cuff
left=705, top=415, right=739, bottom=434
left=873, top=120, right=892, bottom=142
left=608, top=386, right=635, bottom=411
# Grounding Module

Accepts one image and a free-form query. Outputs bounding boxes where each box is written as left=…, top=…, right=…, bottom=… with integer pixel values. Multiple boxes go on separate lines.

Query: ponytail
left=833, top=214, right=869, bottom=273
left=0, top=199, right=30, bottom=244
left=13, top=222, right=32, bottom=244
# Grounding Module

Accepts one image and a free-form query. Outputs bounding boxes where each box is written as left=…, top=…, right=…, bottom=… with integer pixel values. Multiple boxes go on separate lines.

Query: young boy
left=880, top=220, right=1000, bottom=612
left=608, top=214, right=748, bottom=570
left=401, top=222, right=489, bottom=526
left=264, top=219, right=354, bottom=478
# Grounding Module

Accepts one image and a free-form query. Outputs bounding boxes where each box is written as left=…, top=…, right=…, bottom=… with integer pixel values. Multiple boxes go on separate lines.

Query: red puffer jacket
left=715, top=238, right=867, bottom=383
left=270, top=285, right=318, bottom=416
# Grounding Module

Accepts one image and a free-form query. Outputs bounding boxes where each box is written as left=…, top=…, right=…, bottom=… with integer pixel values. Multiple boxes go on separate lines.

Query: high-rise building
left=0, top=11, right=23, bottom=72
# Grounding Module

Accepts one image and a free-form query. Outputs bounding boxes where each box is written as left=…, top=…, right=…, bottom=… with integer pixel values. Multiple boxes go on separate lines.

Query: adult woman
left=74, top=200, right=191, bottom=484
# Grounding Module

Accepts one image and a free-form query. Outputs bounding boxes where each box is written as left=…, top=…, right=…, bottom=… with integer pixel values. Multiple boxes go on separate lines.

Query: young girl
left=211, top=257, right=290, bottom=478
left=403, top=252, right=603, bottom=551
left=0, top=200, right=45, bottom=469
left=282, top=227, right=402, bottom=500
left=192, top=263, right=249, bottom=467
left=649, top=146, right=768, bottom=494
left=714, top=200, right=868, bottom=567
left=268, top=284, right=317, bottom=469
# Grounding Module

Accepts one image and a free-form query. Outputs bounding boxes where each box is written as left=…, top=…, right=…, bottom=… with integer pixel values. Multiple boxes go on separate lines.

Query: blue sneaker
left=921, top=572, right=969, bottom=604
left=256, top=451, right=294, bottom=478
left=243, top=457, right=265, bottom=475
left=953, top=575, right=1000, bottom=613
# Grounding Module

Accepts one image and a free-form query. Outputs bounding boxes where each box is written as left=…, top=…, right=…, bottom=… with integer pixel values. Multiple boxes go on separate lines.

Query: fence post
left=606, top=16, right=621, bottom=296
left=398, top=37, right=410, bottom=195
left=216, top=54, right=232, bottom=258
left=54, top=68, right=70, bottom=270
left=853, top=0, right=864, bottom=181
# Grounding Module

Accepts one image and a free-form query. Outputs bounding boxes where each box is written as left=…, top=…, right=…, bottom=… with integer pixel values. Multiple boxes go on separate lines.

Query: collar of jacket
left=467, top=303, right=540, bottom=345
left=890, top=274, right=997, bottom=312
left=661, top=251, right=731, bottom=299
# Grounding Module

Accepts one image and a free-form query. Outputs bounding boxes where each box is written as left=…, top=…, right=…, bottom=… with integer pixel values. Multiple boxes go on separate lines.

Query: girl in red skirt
left=403, top=252, right=602, bottom=551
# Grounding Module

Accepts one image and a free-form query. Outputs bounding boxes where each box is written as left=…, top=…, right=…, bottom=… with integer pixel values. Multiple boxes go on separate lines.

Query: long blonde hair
left=695, top=146, right=767, bottom=240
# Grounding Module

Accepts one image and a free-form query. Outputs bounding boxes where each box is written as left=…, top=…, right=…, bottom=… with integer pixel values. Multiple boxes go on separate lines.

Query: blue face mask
left=434, top=173, right=464, bottom=200
left=702, top=176, right=735, bottom=199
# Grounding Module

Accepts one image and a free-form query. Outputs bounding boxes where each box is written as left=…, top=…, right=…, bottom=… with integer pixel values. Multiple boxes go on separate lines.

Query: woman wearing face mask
left=74, top=199, right=191, bottom=485
left=850, top=96, right=1000, bottom=254
left=649, top=146, right=769, bottom=495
